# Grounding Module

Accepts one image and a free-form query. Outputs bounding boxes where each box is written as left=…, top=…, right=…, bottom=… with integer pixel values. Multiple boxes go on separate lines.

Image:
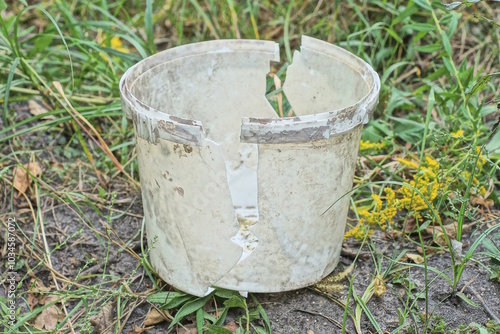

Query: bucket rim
left=119, top=36, right=380, bottom=145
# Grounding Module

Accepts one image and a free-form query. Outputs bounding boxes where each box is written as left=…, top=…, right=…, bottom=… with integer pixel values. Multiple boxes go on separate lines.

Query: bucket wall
left=120, top=36, right=380, bottom=296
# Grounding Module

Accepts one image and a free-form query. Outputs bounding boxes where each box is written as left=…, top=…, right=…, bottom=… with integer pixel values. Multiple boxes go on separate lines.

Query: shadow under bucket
left=120, top=36, right=380, bottom=296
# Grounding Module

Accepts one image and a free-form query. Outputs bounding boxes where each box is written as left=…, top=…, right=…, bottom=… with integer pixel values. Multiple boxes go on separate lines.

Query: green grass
left=1, top=0, right=500, bottom=333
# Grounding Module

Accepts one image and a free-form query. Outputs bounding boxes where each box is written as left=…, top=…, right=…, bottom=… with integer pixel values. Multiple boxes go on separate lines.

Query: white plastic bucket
left=120, top=36, right=380, bottom=296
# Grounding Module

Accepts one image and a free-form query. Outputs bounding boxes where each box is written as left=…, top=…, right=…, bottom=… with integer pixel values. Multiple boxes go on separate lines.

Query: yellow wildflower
left=372, top=194, right=383, bottom=211
left=397, top=156, right=441, bottom=221
left=478, top=186, right=487, bottom=196
left=461, top=170, right=479, bottom=185
left=425, top=156, right=439, bottom=171
left=382, top=188, right=397, bottom=223
left=99, top=35, right=129, bottom=62
left=343, top=219, right=373, bottom=241
left=346, top=187, right=398, bottom=240
left=397, top=158, right=420, bottom=170
left=475, top=146, right=487, bottom=168
left=110, top=36, right=129, bottom=53
left=359, top=140, right=385, bottom=152
left=450, top=129, right=464, bottom=138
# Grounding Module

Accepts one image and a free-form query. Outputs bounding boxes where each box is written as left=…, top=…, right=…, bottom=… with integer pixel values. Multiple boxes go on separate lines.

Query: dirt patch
left=2, top=190, right=499, bottom=333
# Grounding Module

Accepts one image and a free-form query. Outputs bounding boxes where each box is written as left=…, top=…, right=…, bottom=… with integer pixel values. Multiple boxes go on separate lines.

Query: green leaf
left=253, top=326, right=267, bottom=334
left=413, top=0, right=432, bottom=10
left=147, top=291, right=188, bottom=304
left=214, top=288, right=239, bottom=299
left=463, top=224, right=500, bottom=263
left=490, top=264, right=500, bottom=283
left=455, top=292, right=480, bottom=308
left=355, top=295, right=383, bottom=333
left=214, top=307, right=229, bottom=326
left=442, top=56, right=455, bottom=75
left=403, top=23, right=436, bottom=32
left=393, top=4, right=419, bottom=25
left=147, top=291, right=193, bottom=310
left=33, top=34, right=55, bottom=53
left=481, top=238, right=500, bottom=257
left=441, top=31, right=452, bottom=56
left=0, top=0, right=6, bottom=10
left=196, top=308, right=205, bottom=332
left=3, top=57, right=20, bottom=126
left=415, top=44, right=442, bottom=53
left=251, top=294, right=271, bottom=332
left=145, top=0, right=155, bottom=54
left=223, top=295, right=247, bottom=309
left=486, top=128, right=500, bottom=153
left=467, top=75, right=492, bottom=101
left=164, top=295, right=195, bottom=309
left=205, top=325, right=234, bottom=334
left=447, top=13, right=459, bottom=37
left=380, top=61, right=412, bottom=84
left=385, top=28, right=403, bottom=44
left=169, top=293, right=214, bottom=328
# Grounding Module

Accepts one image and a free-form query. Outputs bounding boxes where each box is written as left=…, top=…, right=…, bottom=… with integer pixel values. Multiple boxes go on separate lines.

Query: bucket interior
left=127, top=42, right=371, bottom=222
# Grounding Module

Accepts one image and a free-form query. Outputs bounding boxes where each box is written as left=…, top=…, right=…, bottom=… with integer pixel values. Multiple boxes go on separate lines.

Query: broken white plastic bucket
left=120, top=36, right=380, bottom=296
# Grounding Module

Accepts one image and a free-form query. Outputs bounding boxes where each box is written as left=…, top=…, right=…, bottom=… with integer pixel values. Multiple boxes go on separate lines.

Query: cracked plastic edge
left=240, top=35, right=381, bottom=144
left=119, top=40, right=280, bottom=146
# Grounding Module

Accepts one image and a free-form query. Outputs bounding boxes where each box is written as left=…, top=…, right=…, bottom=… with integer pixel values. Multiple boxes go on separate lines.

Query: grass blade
left=169, top=293, right=213, bottom=328
left=145, top=0, right=156, bottom=54
left=283, top=0, right=294, bottom=62
left=2, top=56, right=19, bottom=126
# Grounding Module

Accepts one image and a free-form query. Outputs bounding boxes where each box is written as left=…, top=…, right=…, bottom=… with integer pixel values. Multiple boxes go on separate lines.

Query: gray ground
left=2, top=197, right=499, bottom=333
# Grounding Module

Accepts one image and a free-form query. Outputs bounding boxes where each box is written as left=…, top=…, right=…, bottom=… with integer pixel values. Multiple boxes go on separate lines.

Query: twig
left=77, top=254, right=119, bottom=278
left=460, top=274, right=478, bottom=294
left=294, top=309, right=349, bottom=333
left=341, top=245, right=370, bottom=260
left=35, top=177, right=76, bottom=333
left=77, top=242, right=141, bottom=278
left=465, top=286, right=500, bottom=324
left=308, top=287, right=347, bottom=310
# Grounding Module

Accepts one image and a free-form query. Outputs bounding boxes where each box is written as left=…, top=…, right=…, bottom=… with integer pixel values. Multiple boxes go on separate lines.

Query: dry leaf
left=404, top=218, right=417, bottom=232
left=433, top=232, right=448, bottom=247
left=133, top=324, right=151, bottom=333
left=89, top=301, right=114, bottom=334
left=34, top=295, right=63, bottom=330
left=27, top=293, right=39, bottom=310
left=416, top=246, right=437, bottom=255
left=224, top=321, right=240, bottom=333
left=451, top=239, right=463, bottom=262
left=307, top=330, right=315, bottom=334
left=373, top=275, right=386, bottom=297
left=384, top=230, right=402, bottom=240
left=425, top=222, right=475, bottom=240
left=28, top=100, right=55, bottom=120
left=406, top=253, right=424, bottom=264
left=50, top=160, right=64, bottom=170
left=144, top=308, right=168, bottom=326
left=471, top=195, right=494, bottom=207
left=176, top=323, right=197, bottom=334
left=13, top=162, right=42, bottom=194
left=31, top=281, right=50, bottom=295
